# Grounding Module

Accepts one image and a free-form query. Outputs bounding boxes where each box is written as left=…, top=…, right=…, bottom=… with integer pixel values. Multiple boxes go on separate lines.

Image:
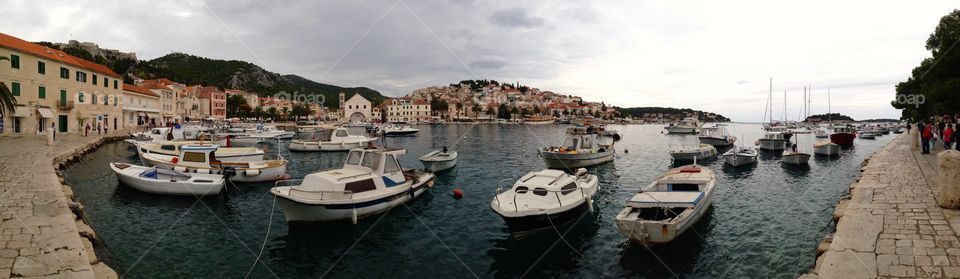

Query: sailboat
left=784, top=87, right=811, bottom=165
left=814, top=88, right=840, bottom=155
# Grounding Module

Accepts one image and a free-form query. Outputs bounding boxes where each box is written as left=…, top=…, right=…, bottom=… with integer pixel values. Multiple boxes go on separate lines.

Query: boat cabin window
left=361, top=152, right=380, bottom=170
left=560, top=183, right=577, bottom=195
left=160, top=145, right=176, bottom=151
left=669, top=183, right=700, bottom=191
left=335, top=130, right=348, bottom=137
left=581, top=137, right=593, bottom=149
left=563, top=138, right=579, bottom=149
left=383, top=155, right=401, bottom=173
left=346, top=151, right=362, bottom=165
left=532, top=187, right=548, bottom=196
left=182, top=152, right=207, bottom=163
left=151, top=130, right=162, bottom=135
left=345, top=179, right=377, bottom=193
left=515, top=186, right=529, bottom=193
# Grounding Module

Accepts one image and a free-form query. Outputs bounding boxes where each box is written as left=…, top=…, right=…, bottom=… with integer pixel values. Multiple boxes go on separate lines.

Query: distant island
left=616, top=107, right=731, bottom=122
left=804, top=113, right=854, bottom=122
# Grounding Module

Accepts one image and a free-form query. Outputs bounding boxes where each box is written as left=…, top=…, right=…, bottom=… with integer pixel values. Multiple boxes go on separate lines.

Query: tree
left=226, top=94, right=247, bottom=118
left=497, top=103, right=509, bottom=119
left=252, top=106, right=265, bottom=121
left=267, top=107, right=278, bottom=121
left=455, top=102, right=464, bottom=118
left=238, top=104, right=252, bottom=119
left=552, top=110, right=560, bottom=117
left=291, top=103, right=314, bottom=121
left=485, top=106, right=495, bottom=116
left=533, top=106, right=540, bottom=115
left=471, top=103, right=482, bottom=117
left=510, top=106, right=519, bottom=119
left=280, top=107, right=290, bottom=121
left=430, top=98, right=449, bottom=115
left=0, top=56, right=18, bottom=116
left=892, top=9, right=960, bottom=120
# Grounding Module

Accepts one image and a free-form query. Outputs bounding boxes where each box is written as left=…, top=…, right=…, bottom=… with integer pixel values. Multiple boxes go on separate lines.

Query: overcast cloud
left=3, top=0, right=956, bottom=121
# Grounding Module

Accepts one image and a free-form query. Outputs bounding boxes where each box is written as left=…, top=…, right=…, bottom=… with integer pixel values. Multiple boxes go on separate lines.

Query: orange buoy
left=452, top=189, right=463, bottom=199
left=171, top=156, right=179, bottom=163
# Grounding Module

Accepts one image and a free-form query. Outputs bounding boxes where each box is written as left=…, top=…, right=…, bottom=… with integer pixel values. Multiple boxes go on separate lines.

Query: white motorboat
left=419, top=148, right=458, bottom=172
left=755, top=132, right=789, bottom=151
left=270, top=147, right=436, bottom=223
left=491, top=168, right=599, bottom=231
left=381, top=124, right=420, bottom=137
left=233, top=124, right=295, bottom=142
left=110, top=162, right=224, bottom=196
left=698, top=126, right=736, bottom=147
left=813, top=141, right=840, bottom=156
left=539, top=126, right=617, bottom=169
left=522, top=115, right=555, bottom=125
left=133, top=141, right=264, bottom=163
left=668, top=144, right=717, bottom=162
left=289, top=127, right=377, bottom=152
left=138, top=144, right=289, bottom=183
left=722, top=147, right=757, bottom=167
left=664, top=117, right=701, bottom=134
left=814, top=129, right=829, bottom=138
left=783, top=151, right=811, bottom=165
left=858, top=131, right=877, bottom=139
left=616, top=164, right=716, bottom=245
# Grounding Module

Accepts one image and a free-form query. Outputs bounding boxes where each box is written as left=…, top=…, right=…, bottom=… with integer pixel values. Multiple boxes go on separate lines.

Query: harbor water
left=63, top=123, right=893, bottom=278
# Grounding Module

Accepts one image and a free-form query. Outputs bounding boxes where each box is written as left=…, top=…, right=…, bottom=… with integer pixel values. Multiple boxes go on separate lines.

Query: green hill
left=616, top=107, right=731, bottom=122
left=131, top=53, right=386, bottom=108
left=804, top=113, right=854, bottom=122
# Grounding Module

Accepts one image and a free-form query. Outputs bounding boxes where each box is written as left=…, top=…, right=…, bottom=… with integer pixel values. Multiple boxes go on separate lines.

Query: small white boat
left=491, top=168, right=599, bottom=231
left=539, top=126, right=617, bottom=169
left=858, top=132, right=876, bottom=139
left=289, top=127, right=377, bottom=152
left=110, top=162, right=224, bottom=196
left=133, top=141, right=265, bottom=163
left=698, top=126, right=736, bottom=147
left=722, top=147, right=757, bottom=167
left=381, top=124, right=420, bottom=137
left=419, top=148, right=458, bottom=172
left=271, top=147, right=436, bottom=223
left=616, top=164, right=716, bottom=245
left=813, top=141, right=840, bottom=156
left=755, top=132, right=789, bottom=151
left=669, top=144, right=717, bottom=162
left=783, top=144, right=812, bottom=165
left=138, top=144, right=289, bottom=183
left=664, top=117, right=701, bottom=134
left=814, top=129, right=829, bottom=138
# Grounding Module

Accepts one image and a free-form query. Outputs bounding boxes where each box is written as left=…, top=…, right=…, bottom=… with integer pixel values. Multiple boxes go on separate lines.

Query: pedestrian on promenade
left=97, top=123, right=101, bottom=135
left=84, top=123, right=89, bottom=137
left=954, top=126, right=960, bottom=151
left=922, top=122, right=932, bottom=154
left=939, top=120, right=946, bottom=139
left=50, top=122, right=56, bottom=141
left=946, top=124, right=955, bottom=150
left=907, top=123, right=912, bottom=134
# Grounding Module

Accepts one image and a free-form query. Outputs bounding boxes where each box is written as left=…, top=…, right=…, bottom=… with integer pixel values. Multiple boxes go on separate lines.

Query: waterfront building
left=141, top=82, right=177, bottom=124
left=339, top=92, right=372, bottom=123
left=386, top=98, right=431, bottom=123
left=121, top=83, right=160, bottom=128
left=225, top=89, right=259, bottom=110
left=195, top=86, right=226, bottom=120
left=0, top=32, right=123, bottom=135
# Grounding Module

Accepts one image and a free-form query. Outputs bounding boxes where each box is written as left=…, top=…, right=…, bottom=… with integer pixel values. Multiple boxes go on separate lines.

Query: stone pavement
left=805, top=133, right=960, bottom=278
left=0, top=132, right=125, bottom=279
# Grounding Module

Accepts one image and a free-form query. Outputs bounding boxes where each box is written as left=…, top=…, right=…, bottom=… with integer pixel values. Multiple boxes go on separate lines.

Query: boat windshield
left=361, top=152, right=380, bottom=170
left=335, top=129, right=348, bottom=137
left=563, top=137, right=579, bottom=149
left=346, top=151, right=362, bottom=165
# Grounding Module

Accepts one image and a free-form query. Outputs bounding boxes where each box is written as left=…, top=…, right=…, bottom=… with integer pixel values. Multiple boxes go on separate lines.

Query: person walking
left=84, top=123, right=90, bottom=137
left=946, top=124, right=955, bottom=150
left=97, top=123, right=102, bottom=135
left=50, top=122, right=56, bottom=141
left=922, top=123, right=932, bottom=154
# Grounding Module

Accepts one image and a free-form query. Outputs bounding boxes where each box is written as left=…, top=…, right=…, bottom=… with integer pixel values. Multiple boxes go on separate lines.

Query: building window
left=103, top=95, right=109, bottom=106
left=60, top=67, right=69, bottom=79
left=103, top=77, right=108, bottom=87
left=37, top=61, right=45, bottom=74
left=78, top=92, right=85, bottom=103
left=114, top=80, right=118, bottom=89
left=113, top=96, right=117, bottom=106
left=60, top=90, right=67, bottom=106
left=11, top=82, right=20, bottom=96
left=10, top=54, right=19, bottom=69
left=92, top=74, right=98, bottom=85
left=38, top=86, right=45, bottom=99
left=92, top=93, right=97, bottom=104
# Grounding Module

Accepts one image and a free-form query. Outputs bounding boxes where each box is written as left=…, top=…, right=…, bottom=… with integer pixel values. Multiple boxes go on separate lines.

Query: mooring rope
left=244, top=193, right=277, bottom=279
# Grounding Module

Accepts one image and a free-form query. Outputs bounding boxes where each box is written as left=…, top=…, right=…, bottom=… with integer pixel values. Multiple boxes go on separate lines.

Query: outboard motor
left=221, top=166, right=237, bottom=178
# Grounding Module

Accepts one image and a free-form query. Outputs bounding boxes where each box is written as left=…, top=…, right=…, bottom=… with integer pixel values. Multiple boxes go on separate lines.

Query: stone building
left=339, top=92, right=372, bottom=124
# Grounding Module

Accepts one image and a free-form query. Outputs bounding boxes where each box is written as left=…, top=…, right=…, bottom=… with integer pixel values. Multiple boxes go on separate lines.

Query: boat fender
left=351, top=208, right=358, bottom=225
left=171, top=156, right=179, bottom=163
left=587, top=197, right=594, bottom=213
left=197, top=169, right=212, bottom=174
left=244, top=169, right=261, bottom=176
left=173, top=166, right=188, bottom=173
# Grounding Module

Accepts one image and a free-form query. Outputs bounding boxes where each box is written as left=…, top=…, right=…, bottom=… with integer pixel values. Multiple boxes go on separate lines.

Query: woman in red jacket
left=922, top=123, right=932, bottom=154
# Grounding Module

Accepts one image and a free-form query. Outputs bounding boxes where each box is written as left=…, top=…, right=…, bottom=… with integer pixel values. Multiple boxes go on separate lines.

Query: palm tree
left=0, top=56, right=19, bottom=116
left=280, top=107, right=290, bottom=122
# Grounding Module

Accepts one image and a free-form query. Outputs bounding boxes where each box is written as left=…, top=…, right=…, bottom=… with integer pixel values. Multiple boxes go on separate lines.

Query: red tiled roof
left=123, top=83, right=159, bottom=98
left=0, top=32, right=121, bottom=78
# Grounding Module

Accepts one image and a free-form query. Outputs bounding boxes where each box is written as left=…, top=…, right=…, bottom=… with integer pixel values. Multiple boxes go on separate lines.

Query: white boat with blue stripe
left=615, top=164, right=716, bottom=245
left=271, top=147, right=436, bottom=224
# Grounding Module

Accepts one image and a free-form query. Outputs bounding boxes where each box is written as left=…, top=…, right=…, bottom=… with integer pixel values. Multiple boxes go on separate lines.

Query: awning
left=13, top=106, right=30, bottom=117
left=37, top=108, right=54, bottom=118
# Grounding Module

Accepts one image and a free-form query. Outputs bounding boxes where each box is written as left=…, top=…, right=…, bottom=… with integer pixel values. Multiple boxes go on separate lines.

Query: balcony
left=57, top=100, right=74, bottom=111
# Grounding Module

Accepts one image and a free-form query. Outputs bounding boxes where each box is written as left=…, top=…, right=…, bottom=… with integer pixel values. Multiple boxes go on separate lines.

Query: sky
left=3, top=0, right=957, bottom=121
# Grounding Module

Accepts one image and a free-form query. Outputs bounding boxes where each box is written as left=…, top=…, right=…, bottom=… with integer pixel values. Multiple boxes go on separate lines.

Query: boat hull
left=698, top=137, right=733, bottom=147
left=111, top=164, right=224, bottom=196
left=498, top=201, right=590, bottom=232
left=783, top=153, right=811, bottom=165
left=814, top=143, right=840, bottom=156
left=830, top=133, right=856, bottom=147
left=288, top=139, right=373, bottom=152
left=420, top=158, right=458, bottom=172
left=274, top=178, right=434, bottom=223
left=723, top=154, right=756, bottom=167
left=384, top=130, right=419, bottom=137
left=757, top=139, right=788, bottom=150
left=540, top=148, right=615, bottom=169
left=670, top=150, right=716, bottom=161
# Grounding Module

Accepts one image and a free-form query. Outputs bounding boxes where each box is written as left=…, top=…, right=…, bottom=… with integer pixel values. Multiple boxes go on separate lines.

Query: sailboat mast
left=828, top=88, right=832, bottom=123
left=783, top=90, right=787, bottom=122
